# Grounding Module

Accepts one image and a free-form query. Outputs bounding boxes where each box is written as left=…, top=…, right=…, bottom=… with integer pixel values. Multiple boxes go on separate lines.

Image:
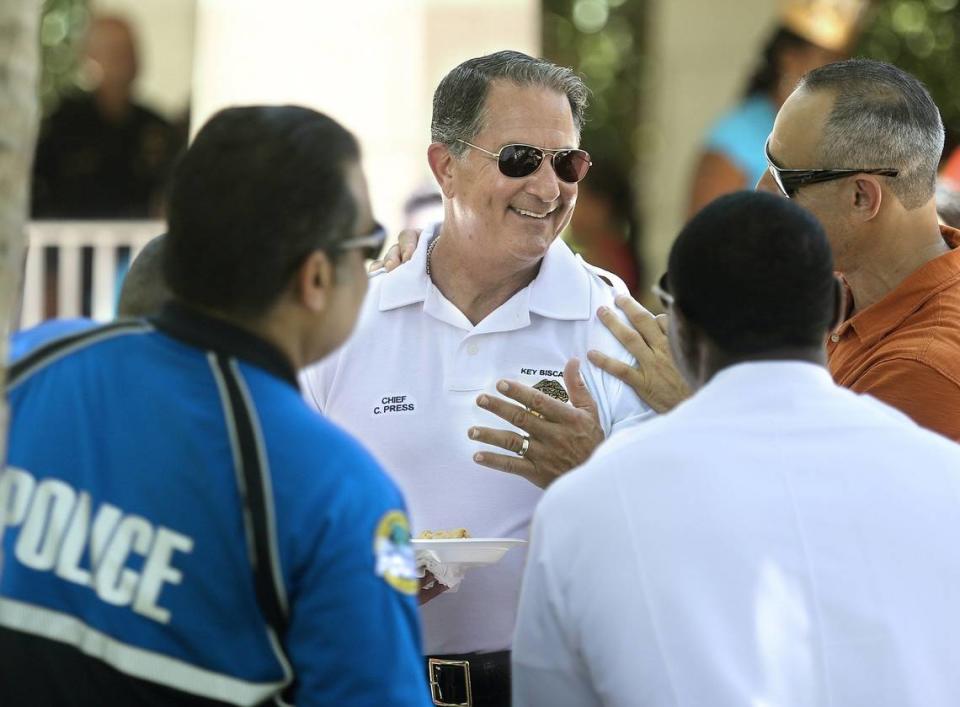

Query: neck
left=428, top=224, right=543, bottom=325
left=95, top=86, right=131, bottom=123
left=842, top=208, right=948, bottom=315
left=194, top=301, right=305, bottom=371
left=699, top=347, right=827, bottom=388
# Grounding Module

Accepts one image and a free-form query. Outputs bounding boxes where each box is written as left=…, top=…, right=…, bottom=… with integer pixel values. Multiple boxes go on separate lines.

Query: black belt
left=426, top=650, right=511, bottom=707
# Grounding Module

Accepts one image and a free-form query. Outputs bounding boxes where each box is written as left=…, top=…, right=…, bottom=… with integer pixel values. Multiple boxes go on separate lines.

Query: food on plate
left=416, top=528, right=471, bottom=539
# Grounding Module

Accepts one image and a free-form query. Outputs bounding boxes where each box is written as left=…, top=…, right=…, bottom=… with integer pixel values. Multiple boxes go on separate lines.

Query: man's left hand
left=469, top=358, right=604, bottom=488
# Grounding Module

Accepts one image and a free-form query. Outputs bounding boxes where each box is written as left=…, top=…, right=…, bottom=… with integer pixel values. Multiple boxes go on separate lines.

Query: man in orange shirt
left=750, top=60, right=960, bottom=441
left=556, top=60, right=960, bottom=442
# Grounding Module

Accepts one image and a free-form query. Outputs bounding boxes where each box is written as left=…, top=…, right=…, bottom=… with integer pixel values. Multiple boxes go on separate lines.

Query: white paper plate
left=412, top=538, right=527, bottom=567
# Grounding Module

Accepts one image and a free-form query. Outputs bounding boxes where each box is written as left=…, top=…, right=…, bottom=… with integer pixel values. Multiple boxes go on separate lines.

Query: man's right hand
left=588, top=294, right=691, bottom=414
left=370, top=228, right=422, bottom=273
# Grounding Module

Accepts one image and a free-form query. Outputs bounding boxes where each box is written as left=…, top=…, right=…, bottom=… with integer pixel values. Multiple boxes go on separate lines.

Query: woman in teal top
left=688, top=26, right=842, bottom=216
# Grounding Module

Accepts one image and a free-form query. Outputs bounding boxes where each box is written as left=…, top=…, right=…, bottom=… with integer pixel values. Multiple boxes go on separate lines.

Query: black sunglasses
left=339, top=222, right=387, bottom=260
left=764, top=139, right=899, bottom=198
left=651, top=272, right=673, bottom=309
left=457, top=139, right=592, bottom=184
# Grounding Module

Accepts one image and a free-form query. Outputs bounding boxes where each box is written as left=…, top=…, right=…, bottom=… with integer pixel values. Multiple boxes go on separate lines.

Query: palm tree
left=0, top=0, right=41, bottom=465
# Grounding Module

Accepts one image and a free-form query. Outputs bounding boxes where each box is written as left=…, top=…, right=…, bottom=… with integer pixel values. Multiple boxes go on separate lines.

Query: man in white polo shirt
left=513, top=191, right=960, bottom=707
left=301, top=50, right=653, bottom=706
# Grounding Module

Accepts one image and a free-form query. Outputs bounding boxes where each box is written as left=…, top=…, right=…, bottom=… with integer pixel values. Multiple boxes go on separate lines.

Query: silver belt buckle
left=428, top=657, right=472, bottom=707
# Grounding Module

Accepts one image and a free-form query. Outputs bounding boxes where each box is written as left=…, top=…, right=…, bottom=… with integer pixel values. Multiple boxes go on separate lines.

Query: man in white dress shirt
left=513, top=191, right=960, bottom=707
left=301, top=51, right=653, bottom=706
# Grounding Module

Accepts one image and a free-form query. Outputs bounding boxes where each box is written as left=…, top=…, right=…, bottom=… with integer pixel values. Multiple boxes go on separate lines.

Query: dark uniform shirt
left=32, top=93, right=182, bottom=219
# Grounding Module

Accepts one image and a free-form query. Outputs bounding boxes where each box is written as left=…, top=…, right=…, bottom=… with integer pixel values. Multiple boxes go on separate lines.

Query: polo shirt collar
left=838, top=225, right=960, bottom=347
left=377, top=223, right=592, bottom=324
left=152, top=301, right=299, bottom=390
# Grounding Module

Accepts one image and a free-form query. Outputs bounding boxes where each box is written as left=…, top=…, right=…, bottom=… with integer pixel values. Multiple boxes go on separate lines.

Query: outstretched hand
left=469, top=358, right=604, bottom=489
left=588, top=294, right=691, bottom=414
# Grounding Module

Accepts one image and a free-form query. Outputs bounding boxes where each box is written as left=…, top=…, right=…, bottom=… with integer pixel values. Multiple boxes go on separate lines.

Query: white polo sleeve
left=512, top=496, right=602, bottom=707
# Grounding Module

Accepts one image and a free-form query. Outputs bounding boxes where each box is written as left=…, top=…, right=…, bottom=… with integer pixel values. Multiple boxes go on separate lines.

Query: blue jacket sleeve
left=279, top=433, right=430, bottom=707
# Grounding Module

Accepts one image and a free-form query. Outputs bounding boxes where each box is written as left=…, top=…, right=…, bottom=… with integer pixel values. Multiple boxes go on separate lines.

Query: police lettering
left=0, top=468, right=194, bottom=624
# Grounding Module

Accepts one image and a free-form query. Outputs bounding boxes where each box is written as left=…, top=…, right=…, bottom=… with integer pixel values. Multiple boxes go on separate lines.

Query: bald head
left=118, top=235, right=170, bottom=318
left=85, top=16, right=138, bottom=91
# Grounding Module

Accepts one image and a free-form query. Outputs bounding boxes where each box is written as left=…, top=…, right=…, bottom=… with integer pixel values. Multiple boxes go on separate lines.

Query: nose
left=525, top=155, right=563, bottom=203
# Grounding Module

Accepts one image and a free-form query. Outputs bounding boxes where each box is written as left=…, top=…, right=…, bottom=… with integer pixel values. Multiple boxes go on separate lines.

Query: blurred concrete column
left=640, top=0, right=779, bottom=280
left=192, top=0, right=538, bottom=234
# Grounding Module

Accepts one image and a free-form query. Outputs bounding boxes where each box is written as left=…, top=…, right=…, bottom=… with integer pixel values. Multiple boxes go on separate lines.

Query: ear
left=851, top=176, right=883, bottom=222
left=296, top=250, right=336, bottom=313
left=428, top=143, right=457, bottom=199
left=829, top=274, right=847, bottom=332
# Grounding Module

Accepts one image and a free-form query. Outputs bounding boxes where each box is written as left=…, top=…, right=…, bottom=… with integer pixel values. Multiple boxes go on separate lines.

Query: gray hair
left=937, top=182, right=960, bottom=229
left=431, top=50, right=589, bottom=156
left=798, top=59, right=944, bottom=210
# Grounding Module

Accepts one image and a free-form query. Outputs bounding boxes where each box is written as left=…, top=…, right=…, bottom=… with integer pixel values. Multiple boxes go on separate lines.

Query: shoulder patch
left=373, top=510, right=418, bottom=595
left=533, top=378, right=569, bottom=403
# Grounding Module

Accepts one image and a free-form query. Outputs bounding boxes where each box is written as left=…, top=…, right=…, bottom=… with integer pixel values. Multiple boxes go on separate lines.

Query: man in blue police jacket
left=0, top=106, right=431, bottom=706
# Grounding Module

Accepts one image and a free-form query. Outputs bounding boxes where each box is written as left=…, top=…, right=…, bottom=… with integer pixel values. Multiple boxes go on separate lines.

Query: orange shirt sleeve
left=848, top=358, right=960, bottom=442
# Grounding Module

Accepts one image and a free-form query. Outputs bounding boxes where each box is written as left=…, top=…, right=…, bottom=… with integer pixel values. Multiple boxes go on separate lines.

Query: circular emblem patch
left=373, top=510, right=418, bottom=595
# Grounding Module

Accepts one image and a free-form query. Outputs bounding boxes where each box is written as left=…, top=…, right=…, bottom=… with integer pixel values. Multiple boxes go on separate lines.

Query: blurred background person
left=31, top=15, right=182, bottom=219
left=686, top=0, right=869, bottom=215
left=402, top=183, right=444, bottom=232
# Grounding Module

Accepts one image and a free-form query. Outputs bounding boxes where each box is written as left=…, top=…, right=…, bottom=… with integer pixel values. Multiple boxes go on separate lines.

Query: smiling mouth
left=510, top=206, right=556, bottom=219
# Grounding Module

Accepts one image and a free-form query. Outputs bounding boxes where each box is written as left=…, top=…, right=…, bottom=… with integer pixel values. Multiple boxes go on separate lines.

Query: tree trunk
left=0, top=0, right=41, bottom=466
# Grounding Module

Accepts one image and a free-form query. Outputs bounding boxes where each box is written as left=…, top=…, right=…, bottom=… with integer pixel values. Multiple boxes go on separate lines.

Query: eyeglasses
left=456, top=139, right=592, bottom=184
left=651, top=272, right=673, bottom=309
left=764, top=138, right=899, bottom=198
left=339, top=222, right=386, bottom=260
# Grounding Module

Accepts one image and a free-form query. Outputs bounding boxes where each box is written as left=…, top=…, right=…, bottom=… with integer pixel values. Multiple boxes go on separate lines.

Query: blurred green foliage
left=38, top=0, right=89, bottom=115
left=858, top=0, right=960, bottom=153
left=542, top=0, right=648, bottom=174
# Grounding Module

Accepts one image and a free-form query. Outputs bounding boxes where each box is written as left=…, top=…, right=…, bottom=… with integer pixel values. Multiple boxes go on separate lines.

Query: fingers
left=597, top=305, right=649, bottom=355
left=483, top=380, right=576, bottom=423
left=378, top=244, right=402, bottom=273
left=471, top=449, right=537, bottom=479
left=614, top=294, right=666, bottom=346
left=397, top=228, right=421, bottom=263
left=655, top=312, right=669, bottom=334
left=468, top=425, right=529, bottom=455
left=562, top=358, right=599, bottom=415
left=613, top=293, right=650, bottom=326
left=476, top=391, right=546, bottom=432
left=378, top=229, right=422, bottom=273
left=586, top=349, right=641, bottom=385
left=418, top=575, right=449, bottom=605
